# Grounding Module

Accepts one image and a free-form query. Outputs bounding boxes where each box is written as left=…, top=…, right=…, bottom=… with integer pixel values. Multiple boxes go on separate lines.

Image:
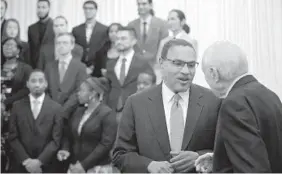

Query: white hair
left=202, top=41, right=249, bottom=81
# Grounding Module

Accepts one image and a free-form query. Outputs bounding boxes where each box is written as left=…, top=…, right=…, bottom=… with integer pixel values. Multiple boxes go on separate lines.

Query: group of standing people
left=1, top=0, right=282, bottom=173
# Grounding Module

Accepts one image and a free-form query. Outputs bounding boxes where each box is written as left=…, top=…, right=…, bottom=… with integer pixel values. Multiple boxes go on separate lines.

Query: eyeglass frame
left=161, top=57, right=199, bottom=69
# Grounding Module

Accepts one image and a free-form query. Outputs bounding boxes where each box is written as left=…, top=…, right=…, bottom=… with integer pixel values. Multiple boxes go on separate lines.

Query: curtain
left=5, top=0, right=282, bottom=99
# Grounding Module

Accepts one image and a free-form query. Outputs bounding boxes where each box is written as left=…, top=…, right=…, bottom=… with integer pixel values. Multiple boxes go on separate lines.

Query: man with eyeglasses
left=112, top=39, right=221, bottom=173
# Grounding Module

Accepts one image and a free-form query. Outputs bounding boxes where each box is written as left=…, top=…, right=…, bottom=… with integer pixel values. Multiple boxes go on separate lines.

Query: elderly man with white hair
left=199, top=41, right=282, bottom=173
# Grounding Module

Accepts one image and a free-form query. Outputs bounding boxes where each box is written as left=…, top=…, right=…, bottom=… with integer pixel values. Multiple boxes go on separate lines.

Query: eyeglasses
left=164, top=58, right=199, bottom=69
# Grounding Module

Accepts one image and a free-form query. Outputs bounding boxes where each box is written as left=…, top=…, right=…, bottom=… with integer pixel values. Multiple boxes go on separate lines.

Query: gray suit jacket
left=37, top=44, right=83, bottom=70
left=112, top=84, right=221, bottom=173
left=128, top=17, right=168, bottom=65
left=44, top=58, right=87, bottom=118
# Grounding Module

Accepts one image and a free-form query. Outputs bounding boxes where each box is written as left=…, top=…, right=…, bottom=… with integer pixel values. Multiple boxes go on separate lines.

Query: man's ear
left=209, top=67, right=220, bottom=83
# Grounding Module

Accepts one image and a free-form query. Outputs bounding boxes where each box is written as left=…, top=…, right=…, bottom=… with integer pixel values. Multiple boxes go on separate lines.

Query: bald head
left=202, top=41, right=248, bottom=81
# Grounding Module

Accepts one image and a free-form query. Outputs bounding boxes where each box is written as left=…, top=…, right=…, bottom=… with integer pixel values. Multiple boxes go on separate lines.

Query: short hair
left=37, top=0, right=50, bottom=6
left=1, top=37, right=22, bottom=51
left=1, top=0, right=7, bottom=9
left=27, top=69, right=46, bottom=81
left=118, top=26, right=137, bottom=39
left=54, top=15, right=68, bottom=25
left=139, top=69, right=157, bottom=84
left=55, top=32, right=75, bottom=44
left=202, top=41, right=249, bottom=81
left=107, top=23, right=123, bottom=35
left=83, top=0, right=98, bottom=9
left=170, top=9, right=186, bottom=21
left=161, top=39, right=196, bottom=59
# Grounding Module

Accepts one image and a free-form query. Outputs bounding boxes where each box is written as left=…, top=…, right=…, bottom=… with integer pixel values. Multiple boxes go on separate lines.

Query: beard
left=38, top=12, right=49, bottom=21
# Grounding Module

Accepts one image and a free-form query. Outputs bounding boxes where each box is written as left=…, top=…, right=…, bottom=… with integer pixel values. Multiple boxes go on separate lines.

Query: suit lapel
left=147, top=85, right=171, bottom=158
left=145, top=17, right=156, bottom=44
left=89, top=22, right=100, bottom=46
left=123, top=55, right=139, bottom=86
left=108, top=59, right=121, bottom=87
left=60, top=59, right=76, bottom=89
left=51, top=61, right=60, bottom=90
left=35, top=95, right=49, bottom=124
left=80, top=104, right=102, bottom=136
left=24, top=98, right=36, bottom=131
left=135, top=19, right=142, bottom=41
left=181, top=85, right=204, bottom=149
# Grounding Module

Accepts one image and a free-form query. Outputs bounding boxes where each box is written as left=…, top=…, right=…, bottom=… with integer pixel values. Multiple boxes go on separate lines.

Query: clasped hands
left=22, top=158, right=42, bottom=173
left=147, top=151, right=199, bottom=173
left=57, top=150, right=85, bottom=173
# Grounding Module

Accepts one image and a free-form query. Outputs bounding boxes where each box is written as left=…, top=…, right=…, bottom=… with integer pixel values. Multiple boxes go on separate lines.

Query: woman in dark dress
left=93, top=23, right=123, bottom=77
left=1, top=37, right=32, bottom=173
left=57, top=77, right=118, bottom=173
left=2, top=18, right=30, bottom=65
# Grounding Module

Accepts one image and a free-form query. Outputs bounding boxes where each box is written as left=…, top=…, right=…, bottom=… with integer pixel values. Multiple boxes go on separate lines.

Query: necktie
left=142, top=21, right=147, bottom=43
left=170, top=94, right=185, bottom=152
left=119, top=58, right=127, bottom=85
left=32, top=100, right=40, bottom=119
left=59, top=61, right=67, bottom=83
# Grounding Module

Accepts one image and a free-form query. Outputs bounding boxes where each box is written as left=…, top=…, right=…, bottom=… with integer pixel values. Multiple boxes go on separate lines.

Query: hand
left=57, top=150, right=70, bottom=161
left=69, top=161, right=85, bottom=173
left=101, top=68, right=107, bottom=77
left=147, top=161, right=174, bottom=173
left=170, top=151, right=199, bottom=173
left=24, top=159, right=42, bottom=173
left=195, top=153, right=213, bottom=173
left=86, top=66, right=94, bottom=75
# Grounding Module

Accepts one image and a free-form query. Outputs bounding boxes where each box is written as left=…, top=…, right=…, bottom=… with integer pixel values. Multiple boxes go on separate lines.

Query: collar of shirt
left=118, top=49, right=135, bottom=64
left=86, top=20, right=96, bottom=29
left=140, top=15, right=152, bottom=27
left=169, top=30, right=187, bottom=39
left=221, top=73, right=250, bottom=98
left=29, top=93, right=45, bottom=104
left=58, top=54, right=72, bottom=67
left=162, top=82, right=189, bottom=107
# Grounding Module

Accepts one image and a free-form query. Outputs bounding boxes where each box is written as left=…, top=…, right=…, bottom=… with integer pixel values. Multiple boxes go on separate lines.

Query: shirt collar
left=169, top=30, right=186, bottom=38
left=86, top=20, right=96, bottom=29
left=29, top=93, right=45, bottom=103
left=119, top=49, right=135, bottom=62
left=58, top=54, right=72, bottom=65
left=221, top=73, right=250, bottom=98
left=162, top=82, right=190, bottom=106
left=140, top=15, right=152, bottom=26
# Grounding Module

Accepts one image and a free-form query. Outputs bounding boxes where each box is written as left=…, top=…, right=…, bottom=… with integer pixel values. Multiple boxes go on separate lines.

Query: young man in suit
left=28, top=0, right=54, bottom=68
left=128, top=0, right=169, bottom=66
left=37, top=16, right=84, bottom=70
left=106, top=27, right=153, bottom=122
left=72, top=0, right=108, bottom=76
left=8, top=70, right=63, bottom=173
left=201, top=41, right=282, bottom=173
left=112, top=39, right=221, bottom=173
left=1, top=0, right=7, bottom=38
left=44, top=32, right=87, bottom=118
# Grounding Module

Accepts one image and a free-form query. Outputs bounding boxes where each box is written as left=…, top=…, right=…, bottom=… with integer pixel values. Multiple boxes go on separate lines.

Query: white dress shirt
left=162, top=82, right=190, bottom=141
left=140, top=15, right=152, bottom=36
left=114, top=49, right=135, bottom=80
left=86, top=21, right=96, bottom=43
left=58, top=54, right=72, bottom=71
left=77, top=107, right=96, bottom=135
left=29, top=93, right=45, bottom=119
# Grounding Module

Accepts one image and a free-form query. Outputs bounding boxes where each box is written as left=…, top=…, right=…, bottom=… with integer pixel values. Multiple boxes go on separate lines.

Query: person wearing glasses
left=112, top=39, right=221, bottom=173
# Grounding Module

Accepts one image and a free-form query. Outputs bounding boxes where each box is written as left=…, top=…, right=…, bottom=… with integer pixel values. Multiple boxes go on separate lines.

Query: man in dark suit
left=106, top=27, right=153, bottom=121
left=128, top=0, right=168, bottom=66
left=72, top=0, right=108, bottom=76
left=8, top=70, right=63, bottom=173
left=28, top=0, right=54, bottom=68
left=112, top=39, right=221, bottom=173
left=37, top=16, right=83, bottom=70
left=201, top=41, right=282, bottom=173
left=44, top=32, right=87, bottom=117
left=1, top=0, right=7, bottom=38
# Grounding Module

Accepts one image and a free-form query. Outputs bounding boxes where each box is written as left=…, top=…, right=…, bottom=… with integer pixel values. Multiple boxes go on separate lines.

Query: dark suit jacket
left=128, top=17, right=168, bottom=65
left=37, top=43, right=83, bottom=70
left=72, top=21, right=108, bottom=67
left=112, top=84, right=221, bottom=173
left=62, top=104, right=117, bottom=171
left=44, top=58, right=87, bottom=118
left=1, top=19, right=6, bottom=38
left=106, top=54, right=153, bottom=111
left=8, top=95, right=63, bottom=173
left=28, top=18, right=55, bottom=68
left=2, top=61, right=32, bottom=109
left=213, top=75, right=282, bottom=173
